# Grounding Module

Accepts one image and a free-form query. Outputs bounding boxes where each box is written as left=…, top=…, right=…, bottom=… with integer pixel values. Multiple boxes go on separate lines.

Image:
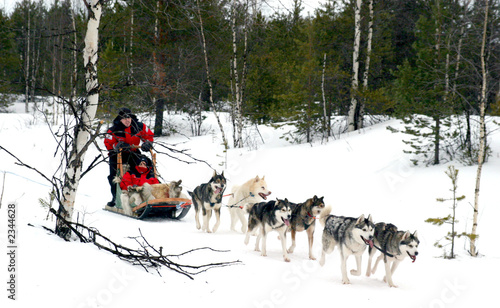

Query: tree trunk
left=152, top=0, right=165, bottom=137
left=70, top=0, right=78, bottom=104
left=196, top=0, right=229, bottom=152
left=434, top=116, right=440, bottom=165
left=347, top=0, right=362, bottom=132
left=471, top=0, right=489, bottom=257
left=55, top=0, right=102, bottom=240
left=25, top=4, right=31, bottom=113
left=128, top=0, right=134, bottom=84
left=359, top=0, right=373, bottom=130
left=321, top=52, right=329, bottom=140
left=231, top=1, right=243, bottom=148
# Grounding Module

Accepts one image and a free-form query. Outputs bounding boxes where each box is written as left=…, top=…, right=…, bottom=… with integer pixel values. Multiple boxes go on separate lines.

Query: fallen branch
left=49, top=208, right=241, bottom=279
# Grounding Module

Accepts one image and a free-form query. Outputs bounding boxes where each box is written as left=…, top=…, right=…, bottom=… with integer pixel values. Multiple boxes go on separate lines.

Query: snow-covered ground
left=0, top=102, right=498, bottom=308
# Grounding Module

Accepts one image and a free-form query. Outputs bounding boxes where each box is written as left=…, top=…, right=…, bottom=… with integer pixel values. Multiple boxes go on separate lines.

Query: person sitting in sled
left=104, top=107, right=154, bottom=207
left=119, top=156, right=159, bottom=215
left=120, top=156, right=159, bottom=191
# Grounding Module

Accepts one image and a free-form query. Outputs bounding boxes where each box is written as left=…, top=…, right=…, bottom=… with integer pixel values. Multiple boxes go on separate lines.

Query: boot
left=107, top=175, right=117, bottom=207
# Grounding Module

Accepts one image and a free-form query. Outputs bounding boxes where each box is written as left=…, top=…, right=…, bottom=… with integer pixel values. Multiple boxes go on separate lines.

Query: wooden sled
left=104, top=148, right=192, bottom=220
left=105, top=197, right=192, bottom=220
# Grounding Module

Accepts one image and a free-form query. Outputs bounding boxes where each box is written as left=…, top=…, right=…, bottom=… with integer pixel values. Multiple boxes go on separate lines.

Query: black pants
left=107, top=150, right=142, bottom=201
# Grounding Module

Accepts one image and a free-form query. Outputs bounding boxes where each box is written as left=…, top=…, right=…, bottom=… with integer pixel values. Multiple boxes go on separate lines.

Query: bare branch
left=49, top=209, right=241, bottom=279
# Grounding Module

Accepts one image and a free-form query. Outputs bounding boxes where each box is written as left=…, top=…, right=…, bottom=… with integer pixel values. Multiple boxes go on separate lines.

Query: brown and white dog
left=287, top=195, right=325, bottom=260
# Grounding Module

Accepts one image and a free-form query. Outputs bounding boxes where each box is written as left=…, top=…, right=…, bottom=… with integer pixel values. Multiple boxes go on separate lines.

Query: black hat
left=137, top=156, right=149, bottom=166
left=117, top=107, right=132, bottom=120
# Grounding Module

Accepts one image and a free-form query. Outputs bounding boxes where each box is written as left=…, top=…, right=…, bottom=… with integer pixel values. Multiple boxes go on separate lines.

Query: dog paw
left=319, top=258, right=325, bottom=267
left=342, top=279, right=351, bottom=285
left=260, top=252, right=267, bottom=257
left=350, top=270, right=361, bottom=276
left=309, top=255, right=316, bottom=261
left=284, top=257, right=291, bottom=262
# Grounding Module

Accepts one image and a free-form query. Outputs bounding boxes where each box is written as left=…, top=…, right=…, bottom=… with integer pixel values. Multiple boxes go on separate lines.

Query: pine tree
left=425, top=165, right=466, bottom=259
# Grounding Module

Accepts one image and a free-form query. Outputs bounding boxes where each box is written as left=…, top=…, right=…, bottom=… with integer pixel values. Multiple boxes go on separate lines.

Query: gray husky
left=287, top=195, right=325, bottom=260
left=366, top=222, right=419, bottom=287
left=188, top=171, right=226, bottom=233
left=244, top=199, right=292, bottom=262
left=319, top=206, right=375, bottom=284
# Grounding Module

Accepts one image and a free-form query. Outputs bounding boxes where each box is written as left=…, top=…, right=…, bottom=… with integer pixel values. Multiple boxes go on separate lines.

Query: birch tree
left=470, top=0, right=490, bottom=257
left=230, top=0, right=246, bottom=148
left=55, top=0, right=102, bottom=240
left=24, top=0, right=31, bottom=113
left=347, top=0, right=362, bottom=132
left=358, top=0, right=373, bottom=130
left=196, top=0, right=229, bottom=151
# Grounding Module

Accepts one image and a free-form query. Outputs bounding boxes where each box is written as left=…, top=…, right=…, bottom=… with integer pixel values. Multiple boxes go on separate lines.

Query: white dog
left=228, top=176, right=271, bottom=233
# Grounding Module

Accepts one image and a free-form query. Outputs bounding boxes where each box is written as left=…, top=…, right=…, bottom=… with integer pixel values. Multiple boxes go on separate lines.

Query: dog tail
left=319, top=205, right=332, bottom=226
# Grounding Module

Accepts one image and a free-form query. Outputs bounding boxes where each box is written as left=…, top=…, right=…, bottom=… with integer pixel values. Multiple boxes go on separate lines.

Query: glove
left=141, top=141, right=153, bottom=152
left=115, top=141, right=130, bottom=151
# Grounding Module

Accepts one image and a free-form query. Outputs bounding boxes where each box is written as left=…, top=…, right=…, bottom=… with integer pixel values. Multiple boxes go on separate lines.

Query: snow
left=1, top=102, right=499, bottom=308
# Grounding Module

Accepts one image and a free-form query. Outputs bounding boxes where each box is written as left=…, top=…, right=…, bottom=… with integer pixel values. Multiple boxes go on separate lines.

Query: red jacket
left=104, top=115, right=153, bottom=151
left=120, top=166, right=159, bottom=190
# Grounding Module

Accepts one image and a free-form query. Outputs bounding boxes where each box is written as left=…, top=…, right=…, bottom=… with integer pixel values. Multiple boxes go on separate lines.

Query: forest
left=0, top=0, right=499, bottom=165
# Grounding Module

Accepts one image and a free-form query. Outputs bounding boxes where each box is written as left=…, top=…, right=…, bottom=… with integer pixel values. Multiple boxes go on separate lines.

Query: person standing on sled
left=104, top=107, right=154, bottom=207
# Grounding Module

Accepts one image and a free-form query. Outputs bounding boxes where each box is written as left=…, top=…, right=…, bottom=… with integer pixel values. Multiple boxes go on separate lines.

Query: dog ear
left=356, top=214, right=365, bottom=224
left=402, top=231, right=411, bottom=240
left=254, top=175, right=260, bottom=182
left=212, top=170, right=217, bottom=177
left=413, top=231, right=418, bottom=238
left=178, top=179, right=182, bottom=185
left=367, top=214, right=373, bottom=223
left=262, top=175, right=265, bottom=180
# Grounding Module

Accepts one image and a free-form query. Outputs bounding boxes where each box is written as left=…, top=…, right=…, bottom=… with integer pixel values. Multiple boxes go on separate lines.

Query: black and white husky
left=319, top=206, right=375, bottom=284
left=244, top=199, right=292, bottom=262
left=366, top=222, right=419, bottom=287
left=188, top=171, right=226, bottom=233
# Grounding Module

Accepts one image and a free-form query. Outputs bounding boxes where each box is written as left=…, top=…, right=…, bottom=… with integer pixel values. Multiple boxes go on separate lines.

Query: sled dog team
left=188, top=171, right=419, bottom=287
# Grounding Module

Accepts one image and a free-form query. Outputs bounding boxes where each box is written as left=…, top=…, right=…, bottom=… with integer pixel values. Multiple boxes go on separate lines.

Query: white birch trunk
left=347, top=0, right=362, bottom=132
left=196, top=0, right=229, bottom=151
left=231, top=0, right=245, bottom=148
left=358, top=0, right=373, bottom=130
left=471, top=0, right=489, bottom=257
left=55, top=0, right=102, bottom=239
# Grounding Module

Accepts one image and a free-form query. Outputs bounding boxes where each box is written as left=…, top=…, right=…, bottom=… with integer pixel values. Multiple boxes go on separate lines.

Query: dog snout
left=414, top=251, right=419, bottom=256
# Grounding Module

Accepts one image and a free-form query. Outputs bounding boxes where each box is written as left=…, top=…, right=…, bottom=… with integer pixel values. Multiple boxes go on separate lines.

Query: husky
left=244, top=198, right=292, bottom=262
left=287, top=195, right=325, bottom=260
left=120, top=184, right=155, bottom=216
left=366, top=222, right=419, bottom=287
left=319, top=206, right=375, bottom=284
left=188, top=171, right=226, bottom=233
left=228, top=176, right=272, bottom=233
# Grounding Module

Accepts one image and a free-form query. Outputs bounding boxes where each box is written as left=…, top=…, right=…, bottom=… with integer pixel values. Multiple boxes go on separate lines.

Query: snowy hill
left=0, top=103, right=499, bottom=308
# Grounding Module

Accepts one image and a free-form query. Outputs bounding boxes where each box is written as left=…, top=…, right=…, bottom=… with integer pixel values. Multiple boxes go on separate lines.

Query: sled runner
left=104, top=148, right=191, bottom=220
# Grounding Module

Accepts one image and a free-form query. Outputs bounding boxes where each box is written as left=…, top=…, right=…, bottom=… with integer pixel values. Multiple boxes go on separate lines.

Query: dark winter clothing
left=105, top=109, right=154, bottom=206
